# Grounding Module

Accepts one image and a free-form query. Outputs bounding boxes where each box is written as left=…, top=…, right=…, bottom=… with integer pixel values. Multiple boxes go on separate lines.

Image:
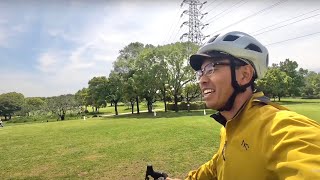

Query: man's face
left=198, top=59, right=233, bottom=110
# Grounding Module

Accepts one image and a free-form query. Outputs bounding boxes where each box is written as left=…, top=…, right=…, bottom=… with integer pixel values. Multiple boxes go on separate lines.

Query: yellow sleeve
left=185, top=153, right=218, bottom=180
left=267, top=112, right=320, bottom=180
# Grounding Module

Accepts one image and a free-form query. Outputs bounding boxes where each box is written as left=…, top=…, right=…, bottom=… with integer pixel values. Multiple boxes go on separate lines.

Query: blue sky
left=0, top=0, right=319, bottom=97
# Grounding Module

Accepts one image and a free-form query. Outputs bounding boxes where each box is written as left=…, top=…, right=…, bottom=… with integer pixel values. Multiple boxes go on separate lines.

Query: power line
left=201, top=0, right=218, bottom=11
left=203, top=0, right=246, bottom=24
left=253, top=13, right=320, bottom=36
left=162, top=3, right=184, bottom=44
left=209, top=0, right=288, bottom=36
left=251, top=8, right=320, bottom=35
left=265, top=31, right=320, bottom=46
left=203, top=0, right=226, bottom=15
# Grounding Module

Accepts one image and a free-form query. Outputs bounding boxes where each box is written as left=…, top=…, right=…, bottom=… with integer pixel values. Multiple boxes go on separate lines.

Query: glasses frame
left=196, top=61, right=231, bottom=81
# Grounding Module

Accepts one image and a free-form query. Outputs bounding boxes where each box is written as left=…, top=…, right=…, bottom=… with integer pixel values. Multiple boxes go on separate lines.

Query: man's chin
left=205, top=101, right=221, bottom=111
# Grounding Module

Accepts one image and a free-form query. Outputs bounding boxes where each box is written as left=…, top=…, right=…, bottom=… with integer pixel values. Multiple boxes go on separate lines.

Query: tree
left=107, top=72, right=124, bottom=115
left=279, top=59, right=305, bottom=96
left=113, top=42, right=145, bottom=114
left=87, top=76, right=109, bottom=112
left=46, top=94, right=78, bottom=120
left=122, top=77, right=138, bottom=114
left=23, top=97, right=45, bottom=116
left=134, top=46, right=164, bottom=113
left=75, top=88, right=90, bottom=110
left=161, top=42, right=199, bottom=112
left=302, top=71, right=320, bottom=98
left=257, top=67, right=292, bottom=101
left=183, top=82, right=201, bottom=112
left=0, top=92, right=25, bottom=120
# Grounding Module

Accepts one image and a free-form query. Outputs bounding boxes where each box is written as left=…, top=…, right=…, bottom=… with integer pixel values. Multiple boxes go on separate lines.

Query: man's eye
left=206, top=69, right=214, bottom=74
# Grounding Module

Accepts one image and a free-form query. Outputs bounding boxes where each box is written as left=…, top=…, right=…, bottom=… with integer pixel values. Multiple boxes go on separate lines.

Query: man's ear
left=237, top=65, right=254, bottom=85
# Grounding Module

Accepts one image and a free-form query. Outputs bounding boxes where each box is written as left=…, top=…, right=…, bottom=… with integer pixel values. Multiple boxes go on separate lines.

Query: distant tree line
left=1, top=43, right=320, bottom=119
left=0, top=93, right=79, bottom=121
left=257, top=59, right=320, bottom=101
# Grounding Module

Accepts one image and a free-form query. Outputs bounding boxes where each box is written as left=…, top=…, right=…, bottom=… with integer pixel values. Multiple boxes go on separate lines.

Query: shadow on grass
left=102, top=109, right=217, bottom=119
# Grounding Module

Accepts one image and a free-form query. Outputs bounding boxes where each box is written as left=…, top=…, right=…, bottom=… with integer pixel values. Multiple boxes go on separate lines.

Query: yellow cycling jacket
left=186, top=92, right=320, bottom=180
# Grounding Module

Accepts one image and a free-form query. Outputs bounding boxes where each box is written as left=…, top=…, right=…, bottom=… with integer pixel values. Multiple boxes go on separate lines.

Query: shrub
left=167, top=102, right=207, bottom=111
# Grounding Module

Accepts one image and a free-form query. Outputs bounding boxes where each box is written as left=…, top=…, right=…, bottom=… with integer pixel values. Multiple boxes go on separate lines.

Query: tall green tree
left=0, top=92, right=25, bottom=120
left=107, top=72, right=124, bottom=115
left=134, top=46, right=164, bottom=113
left=161, top=42, right=198, bottom=112
left=279, top=59, right=305, bottom=96
left=113, top=42, right=146, bottom=114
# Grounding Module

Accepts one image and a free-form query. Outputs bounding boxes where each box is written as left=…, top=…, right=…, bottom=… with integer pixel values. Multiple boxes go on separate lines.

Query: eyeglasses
left=196, top=62, right=230, bottom=81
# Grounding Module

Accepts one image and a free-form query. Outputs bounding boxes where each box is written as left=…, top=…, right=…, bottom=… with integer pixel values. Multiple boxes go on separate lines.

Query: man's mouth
left=203, top=89, right=215, bottom=97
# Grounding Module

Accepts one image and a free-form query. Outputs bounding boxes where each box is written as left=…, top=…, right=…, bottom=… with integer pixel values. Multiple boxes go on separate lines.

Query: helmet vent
left=245, top=43, right=262, bottom=53
left=207, top=34, right=219, bottom=43
left=223, top=35, right=240, bottom=41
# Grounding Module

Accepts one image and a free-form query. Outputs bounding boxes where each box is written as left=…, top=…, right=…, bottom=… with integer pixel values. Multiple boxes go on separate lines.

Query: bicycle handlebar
left=145, top=165, right=168, bottom=180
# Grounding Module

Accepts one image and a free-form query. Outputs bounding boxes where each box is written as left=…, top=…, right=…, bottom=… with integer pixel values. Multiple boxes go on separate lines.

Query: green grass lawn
left=0, top=99, right=319, bottom=179
left=0, top=111, right=219, bottom=180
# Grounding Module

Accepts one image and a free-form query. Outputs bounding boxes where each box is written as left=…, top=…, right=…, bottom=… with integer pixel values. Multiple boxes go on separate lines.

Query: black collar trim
left=210, top=112, right=227, bottom=127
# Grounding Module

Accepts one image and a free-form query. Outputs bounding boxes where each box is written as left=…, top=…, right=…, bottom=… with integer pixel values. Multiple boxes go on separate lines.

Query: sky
left=0, top=0, right=319, bottom=97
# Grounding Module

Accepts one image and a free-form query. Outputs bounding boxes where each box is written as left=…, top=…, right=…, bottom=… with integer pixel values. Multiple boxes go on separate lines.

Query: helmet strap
left=218, top=58, right=252, bottom=111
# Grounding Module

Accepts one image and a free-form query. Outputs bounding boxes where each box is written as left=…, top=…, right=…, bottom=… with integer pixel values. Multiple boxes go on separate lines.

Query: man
left=167, top=31, right=320, bottom=180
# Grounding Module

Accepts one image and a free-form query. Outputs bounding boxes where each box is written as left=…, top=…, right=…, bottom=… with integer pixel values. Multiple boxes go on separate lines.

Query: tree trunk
left=4, top=115, right=7, bottom=120
left=136, top=96, right=140, bottom=114
left=131, top=101, right=134, bottom=114
left=187, top=99, right=190, bottom=112
left=174, top=94, right=179, bottom=112
left=114, top=102, right=118, bottom=115
left=60, top=114, right=65, bottom=120
left=278, top=96, right=281, bottom=102
left=147, top=100, right=152, bottom=113
left=9, top=115, right=12, bottom=120
left=162, top=90, right=167, bottom=112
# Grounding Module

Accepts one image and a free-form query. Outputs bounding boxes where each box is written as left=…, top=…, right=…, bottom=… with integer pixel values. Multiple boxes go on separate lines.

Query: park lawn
left=275, top=98, right=320, bottom=122
left=0, top=99, right=319, bottom=179
left=0, top=110, right=220, bottom=180
left=282, top=103, right=320, bottom=122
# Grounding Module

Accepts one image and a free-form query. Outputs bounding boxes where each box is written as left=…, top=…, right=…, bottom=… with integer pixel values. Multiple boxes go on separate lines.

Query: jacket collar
left=210, top=92, right=274, bottom=127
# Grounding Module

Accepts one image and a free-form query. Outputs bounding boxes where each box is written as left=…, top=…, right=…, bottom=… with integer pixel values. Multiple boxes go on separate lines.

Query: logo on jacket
left=241, top=140, right=249, bottom=150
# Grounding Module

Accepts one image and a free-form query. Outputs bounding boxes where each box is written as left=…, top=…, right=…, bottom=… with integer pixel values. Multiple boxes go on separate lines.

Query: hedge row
left=167, top=102, right=207, bottom=111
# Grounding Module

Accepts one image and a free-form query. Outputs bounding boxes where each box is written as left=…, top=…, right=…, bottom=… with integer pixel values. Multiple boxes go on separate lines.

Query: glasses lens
left=196, top=70, right=202, bottom=81
left=203, top=63, right=214, bottom=76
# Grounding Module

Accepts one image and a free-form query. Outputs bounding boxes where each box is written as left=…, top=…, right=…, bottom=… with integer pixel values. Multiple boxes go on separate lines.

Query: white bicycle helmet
left=190, top=31, right=269, bottom=79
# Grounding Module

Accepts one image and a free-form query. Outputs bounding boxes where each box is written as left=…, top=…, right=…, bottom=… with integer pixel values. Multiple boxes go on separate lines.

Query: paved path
left=99, top=109, right=164, bottom=117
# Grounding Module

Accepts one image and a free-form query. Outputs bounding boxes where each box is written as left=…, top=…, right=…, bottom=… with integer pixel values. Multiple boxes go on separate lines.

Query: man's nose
left=199, top=74, right=209, bottom=85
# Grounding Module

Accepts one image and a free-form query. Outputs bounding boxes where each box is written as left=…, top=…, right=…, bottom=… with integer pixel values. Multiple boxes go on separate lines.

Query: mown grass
left=0, top=99, right=319, bottom=179
left=0, top=111, right=220, bottom=180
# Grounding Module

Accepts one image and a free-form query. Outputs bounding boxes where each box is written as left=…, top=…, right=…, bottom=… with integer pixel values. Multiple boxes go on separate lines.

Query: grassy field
left=0, top=99, right=319, bottom=179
